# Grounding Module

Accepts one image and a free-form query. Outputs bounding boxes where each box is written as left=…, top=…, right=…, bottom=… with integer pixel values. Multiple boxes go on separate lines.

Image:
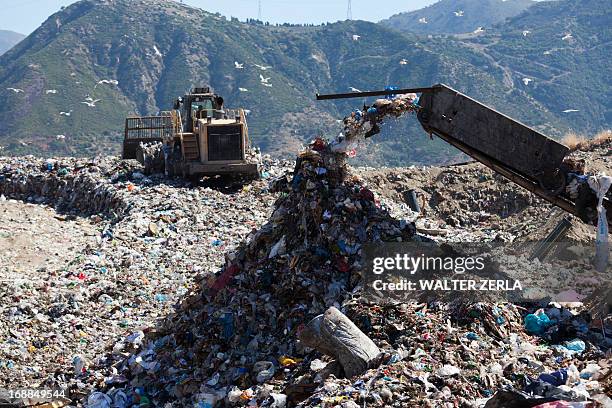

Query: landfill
left=0, top=130, right=610, bottom=407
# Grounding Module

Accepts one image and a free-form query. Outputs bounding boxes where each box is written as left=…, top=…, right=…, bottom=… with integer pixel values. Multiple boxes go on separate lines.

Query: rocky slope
left=381, top=0, right=535, bottom=34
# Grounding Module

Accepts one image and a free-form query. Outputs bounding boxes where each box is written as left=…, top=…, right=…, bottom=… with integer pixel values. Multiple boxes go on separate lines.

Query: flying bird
left=239, top=87, right=249, bottom=92
left=94, top=79, right=119, bottom=89
left=349, top=87, right=361, bottom=92
left=522, top=78, right=532, bottom=86
left=352, top=34, right=361, bottom=41
left=562, top=109, right=580, bottom=113
left=81, top=99, right=101, bottom=107
left=56, top=134, right=66, bottom=140
left=562, top=33, right=573, bottom=41
left=262, top=83, right=272, bottom=88
left=259, top=74, right=271, bottom=84
left=253, top=63, right=272, bottom=71
left=153, top=45, right=162, bottom=57
left=46, top=89, right=58, bottom=94
left=418, top=17, right=428, bottom=24
left=399, top=59, right=409, bottom=65
left=522, top=30, right=531, bottom=37
left=59, top=110, right=73, bottom=116
left=473, top=27, right=484, bottom=34
left=454, top=10, right=464, bottom=17
left=234, top=61, right=244, bottom=69
left=6, top=87, right=24, bottom=93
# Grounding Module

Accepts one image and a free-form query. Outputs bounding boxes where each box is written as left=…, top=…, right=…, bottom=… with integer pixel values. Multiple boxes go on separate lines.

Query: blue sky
left=0, top=0, right=438, bottom=35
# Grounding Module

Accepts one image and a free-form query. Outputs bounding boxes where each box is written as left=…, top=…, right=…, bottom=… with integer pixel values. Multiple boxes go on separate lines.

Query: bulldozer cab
left=178, top=87, right=225, bottom=132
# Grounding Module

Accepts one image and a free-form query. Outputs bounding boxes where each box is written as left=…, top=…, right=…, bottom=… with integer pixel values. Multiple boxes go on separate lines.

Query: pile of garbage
left=83, top=141, right=611, bottom=408
left=86, top=141, right=417, bottom=406
left=0, top=154, right=292, bottom=397
left=0, top=157, right=132, bottom=217
left=331, top=92, right=420, bottom=154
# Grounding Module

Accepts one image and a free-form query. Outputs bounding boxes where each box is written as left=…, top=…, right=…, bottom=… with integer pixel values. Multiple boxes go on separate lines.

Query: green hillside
left=0, top=0, right=608, bottom=166
left=381, top=0, right=535, bottom=35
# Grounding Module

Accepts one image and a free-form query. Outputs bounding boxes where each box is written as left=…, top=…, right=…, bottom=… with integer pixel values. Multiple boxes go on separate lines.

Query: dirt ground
left=0, top=199, right=98, bottom=284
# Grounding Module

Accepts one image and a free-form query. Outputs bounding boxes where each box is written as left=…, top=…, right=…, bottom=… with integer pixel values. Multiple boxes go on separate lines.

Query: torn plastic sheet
left=587, top=173, right=611, bottom=272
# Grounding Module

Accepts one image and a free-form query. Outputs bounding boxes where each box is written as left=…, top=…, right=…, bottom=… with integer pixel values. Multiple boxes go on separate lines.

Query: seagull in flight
left=418, top=17, right=428, bottom=24
left=94, top=79, right=119, bottom=89
left=562, top=33, right=573, bottom=41
left=562, top=109, right=580, bottom=113
left=253, top=63, right=272, bottom=71
left=352, top=35, right=361, bottom=41
left=522, top=78, right=532, bottom=86
left=81, top=99, right=101, bottom=107
left=6, top=87, right=24, bottom=93
left=473, top=27, right=484, bottom=34
left=234, top=61, right=244, bottom=69
left=399, top=59, right=408, bottom=65
left=454, top=10, right=464, bottom=17
left=239, top=87, right=249, bottom=92
left=259, top=74, right=271, bottom=84
left=59, top=110, right=73, bottom=116
left=522, top=30, right=531, bottom=37
left=349, top=87, right=361, bottom=92
left=56, top=134, right=66, bottom=140
left=46, top=89, right=58, bottom=94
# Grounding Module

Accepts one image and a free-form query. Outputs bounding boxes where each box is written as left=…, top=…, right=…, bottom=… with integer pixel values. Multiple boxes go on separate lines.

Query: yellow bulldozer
left=122, top=87, right=260, bottom=179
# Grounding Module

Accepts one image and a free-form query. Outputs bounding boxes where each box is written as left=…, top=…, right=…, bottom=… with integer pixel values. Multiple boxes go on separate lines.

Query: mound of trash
left=87, top=139, right=611, bottom=408
left=87, top=141, right=416, bottom=406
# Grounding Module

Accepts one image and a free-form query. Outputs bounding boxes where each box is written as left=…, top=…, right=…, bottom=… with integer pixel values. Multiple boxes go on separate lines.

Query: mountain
left=381, top=0, right=535, bottom=34
left=462, top=0, right=612, bottom=133
left=0, top=30, right=25, bottom=55
left=0, top=0, right=607, bottom=166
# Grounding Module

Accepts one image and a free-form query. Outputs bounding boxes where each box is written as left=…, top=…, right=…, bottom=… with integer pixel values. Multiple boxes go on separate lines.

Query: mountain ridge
left=0, top=29, right=25, bottom=55
left=0, top=0, right=608, bottom=165
left=380, top=0, right=536, bottom=34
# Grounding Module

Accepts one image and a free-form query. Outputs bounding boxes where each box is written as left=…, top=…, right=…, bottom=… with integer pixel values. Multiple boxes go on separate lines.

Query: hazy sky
left=0, top=0, right=438, bottom=35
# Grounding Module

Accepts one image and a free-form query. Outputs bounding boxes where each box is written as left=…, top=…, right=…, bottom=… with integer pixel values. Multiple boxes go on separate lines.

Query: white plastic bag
left=587, top=174, right=611, bottom=272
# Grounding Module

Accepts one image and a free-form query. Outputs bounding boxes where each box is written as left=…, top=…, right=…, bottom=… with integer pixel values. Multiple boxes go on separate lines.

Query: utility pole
left=347, top=0, right=352, bottom=20
left=258, top=0, right=262, bottom=21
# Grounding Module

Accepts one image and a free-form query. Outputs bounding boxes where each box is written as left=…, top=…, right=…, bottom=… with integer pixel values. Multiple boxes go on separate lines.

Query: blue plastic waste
left=220, top=312, right=234, bottom=340
left=466, top=332, right=479, bottom=340
left=538, top=368, right=568, bottom=386
left=564, top=339, right=586, bottom=352
left=524, top=313, right=552, bottom=334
